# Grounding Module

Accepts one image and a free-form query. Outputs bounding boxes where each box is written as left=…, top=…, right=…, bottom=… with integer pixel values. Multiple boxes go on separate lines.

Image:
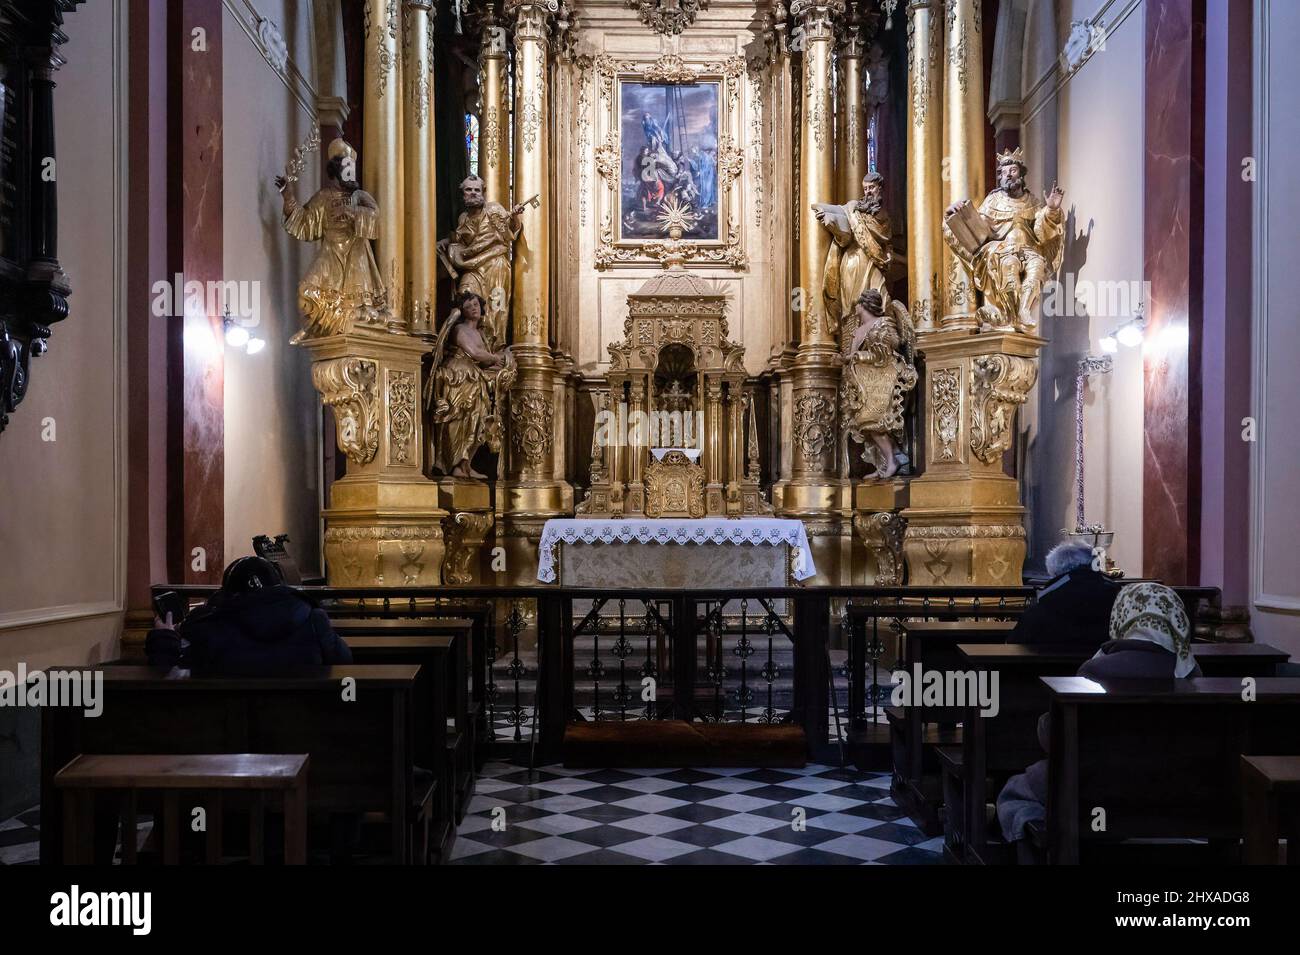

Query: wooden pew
left=1241, top=755, right=1300, bottom=864
left=886, top=620, right=1018, bottom=834
left=1035, top=676, right=1300, bottom=864
left=55, top=753, right=309, bottom=865
left=949, top=642, right=1292, bottom=863
left=327, top=602, right=494, bottom=761
left=40, top=666, right=436, bottom=864
left=343, top=630, right=474, bottom=846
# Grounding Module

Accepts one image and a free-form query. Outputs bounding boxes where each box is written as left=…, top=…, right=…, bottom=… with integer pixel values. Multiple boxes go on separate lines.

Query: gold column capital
left=790, top=0, right=845, bottom=37
left=404, top=0, right=434, bottom=10
left=507, top=0, right=559, bottom=41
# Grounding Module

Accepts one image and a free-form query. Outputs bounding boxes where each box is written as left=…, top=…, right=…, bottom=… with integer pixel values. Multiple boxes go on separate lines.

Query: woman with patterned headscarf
left=1076, top=582, right=1200, bottom=680
left=995, top=582, right=1201, bottom=852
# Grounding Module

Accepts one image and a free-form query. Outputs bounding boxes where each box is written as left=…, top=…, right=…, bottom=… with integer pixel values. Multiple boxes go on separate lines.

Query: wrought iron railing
left=147, top=583, right=1222, bottom=766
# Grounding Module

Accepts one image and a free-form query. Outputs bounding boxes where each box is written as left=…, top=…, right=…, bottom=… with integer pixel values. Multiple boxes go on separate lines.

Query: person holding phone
left=147, top=556, right=351, bottom=673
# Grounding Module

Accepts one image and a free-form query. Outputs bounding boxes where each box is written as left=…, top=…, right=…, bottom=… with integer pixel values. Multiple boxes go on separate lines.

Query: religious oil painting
left=618, top=80, right=721, bottom=243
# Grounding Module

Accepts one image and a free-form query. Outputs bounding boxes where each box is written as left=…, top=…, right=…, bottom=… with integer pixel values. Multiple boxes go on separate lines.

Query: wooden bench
left=886, top=621, right=1018, bottom=834
left=1241, top=755, right=1300, bottom=864
left=54, top=753, right=309, bottom=865
left=344, top=630, right=474, bottom=847
left=40, top=666, right=437, bottom=864
left=947, top=641, right=1292, bottom=864
left=327, top=602, right=494, bottom=760
left=1032, top=676, right=1300, bottom=864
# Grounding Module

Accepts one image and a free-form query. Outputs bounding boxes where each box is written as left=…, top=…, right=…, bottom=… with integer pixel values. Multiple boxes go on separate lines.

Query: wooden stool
left=1242, top=755, right=1300, bottom=864
left=55, top=753, right=309, bottom=865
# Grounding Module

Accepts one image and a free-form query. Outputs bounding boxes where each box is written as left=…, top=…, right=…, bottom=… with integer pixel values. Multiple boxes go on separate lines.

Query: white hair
left=1045, top=540, right=1094, bottom=577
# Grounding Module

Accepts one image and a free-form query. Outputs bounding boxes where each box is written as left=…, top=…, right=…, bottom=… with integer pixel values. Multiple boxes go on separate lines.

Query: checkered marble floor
left=450, top=761, right=942, bottom=865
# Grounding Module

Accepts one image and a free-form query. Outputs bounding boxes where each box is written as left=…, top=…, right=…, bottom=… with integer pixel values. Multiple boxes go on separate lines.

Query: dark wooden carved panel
left=0, top=0, right=82, bottom=435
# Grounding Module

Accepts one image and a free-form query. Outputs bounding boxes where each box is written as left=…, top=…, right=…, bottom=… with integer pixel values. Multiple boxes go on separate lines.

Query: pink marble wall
left=167, top=0, right=225, bottom=584
left=1143, top=0, right=1205, bottom=585
left=126, top=0, right=173, bottom=610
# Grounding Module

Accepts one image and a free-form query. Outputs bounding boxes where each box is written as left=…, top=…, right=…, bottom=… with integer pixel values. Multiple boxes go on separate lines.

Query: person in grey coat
left=995, top=581, right=1201, bottom=854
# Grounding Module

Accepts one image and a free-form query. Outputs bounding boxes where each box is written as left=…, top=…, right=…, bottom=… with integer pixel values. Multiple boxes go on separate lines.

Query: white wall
left=1019, top=0, right=1146, bottom=574
left=0, top=0, right=128, bottom=820
left=222, top=0, right=323, bottom=575
left=1250, top=0, right=1300, bottom=656
left=0, top=0, right=128, bottom=670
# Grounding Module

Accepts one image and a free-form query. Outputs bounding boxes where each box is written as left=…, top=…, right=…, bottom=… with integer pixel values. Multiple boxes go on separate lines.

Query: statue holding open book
left=942, top=147, right=1065, bottom=333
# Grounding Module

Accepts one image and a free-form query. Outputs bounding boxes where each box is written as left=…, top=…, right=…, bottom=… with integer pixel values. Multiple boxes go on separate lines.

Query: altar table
left=536, top=518, right=816, bottom=586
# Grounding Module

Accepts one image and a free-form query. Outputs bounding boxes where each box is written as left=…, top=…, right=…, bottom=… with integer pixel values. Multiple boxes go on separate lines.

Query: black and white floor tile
left=449, top=761, right=941, bottom=865
left=1, top=758, right=935, bottom=866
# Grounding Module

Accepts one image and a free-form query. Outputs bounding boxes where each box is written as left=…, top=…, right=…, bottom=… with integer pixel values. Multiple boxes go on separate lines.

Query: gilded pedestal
left=302, top=328, right=446, bottom=585
left=901, top=330, right=1042, bottom=585
left=437, top=478, right=494, bottom=584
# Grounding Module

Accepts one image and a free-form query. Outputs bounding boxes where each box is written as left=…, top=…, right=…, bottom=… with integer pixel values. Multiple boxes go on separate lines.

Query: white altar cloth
left=536, top=517, right=816, bottom=583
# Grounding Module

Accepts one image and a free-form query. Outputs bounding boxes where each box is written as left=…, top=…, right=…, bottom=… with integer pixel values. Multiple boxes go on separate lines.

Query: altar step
left=562, top=719, right=807, bottom=769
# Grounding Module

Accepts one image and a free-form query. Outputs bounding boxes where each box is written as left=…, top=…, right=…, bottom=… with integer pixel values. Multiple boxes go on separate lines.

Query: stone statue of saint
left=276, top=138, right=390, bottom=342
left=425, top=291, right=516, bottom=479
left=437, top=176, right=528, bottom=351
left=840, top=289, right=917, bottom=480
left=942, top=147, right=1065, bottom=331
left=812, top=171, right=892, bottom=350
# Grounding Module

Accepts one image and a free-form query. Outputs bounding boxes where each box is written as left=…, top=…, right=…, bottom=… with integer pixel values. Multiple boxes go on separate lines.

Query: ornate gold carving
left=793, top=392, right=835, bottom=464
left=443, top=511, right=493, bottom=584
left=904, top=523, right=1027, bottom=540
left=645, top=53, right=698, bottom=84
left=594, top=133, right=620, bottom=186
left=626, top=0, right=710, bottom=36
left=968, top=354, right=1038, bottom=464
left=387, top=369, right=416, bottom=466
left=716, top=134, right=744, bottom=191
left=313, top=357, right=381, bottom=465
left=483, top=105, right=501, bottom=169
left=576, top=57, right=592, bottom=225
left=509, top=389, right=555, bottom=469
left=931, top=367, right=960, bottom=462
left=853, top=511, right=907, bottom=586
left=645, top=450, right=706, bottom=518
left=375, top=0, right=400, bottom=98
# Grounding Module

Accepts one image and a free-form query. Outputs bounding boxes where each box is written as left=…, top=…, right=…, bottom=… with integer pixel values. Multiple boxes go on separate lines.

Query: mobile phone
left=152, top=590, right=188, bottom=625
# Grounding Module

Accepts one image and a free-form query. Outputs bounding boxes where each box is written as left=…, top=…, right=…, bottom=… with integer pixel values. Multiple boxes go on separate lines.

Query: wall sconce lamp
left=1099, top=311, right=1146, bottom=353
left=222, top=311, right=265, bottom=355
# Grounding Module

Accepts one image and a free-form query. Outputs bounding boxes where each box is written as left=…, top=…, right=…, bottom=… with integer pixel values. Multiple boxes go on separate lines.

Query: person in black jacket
left=1007, top=539, right=1121, bottom=647
left=147, top=556, right=351, bottom=673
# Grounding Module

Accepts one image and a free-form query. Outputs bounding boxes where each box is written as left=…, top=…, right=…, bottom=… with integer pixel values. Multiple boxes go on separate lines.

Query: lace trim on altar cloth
left=536, top=518, right=817, bottom=583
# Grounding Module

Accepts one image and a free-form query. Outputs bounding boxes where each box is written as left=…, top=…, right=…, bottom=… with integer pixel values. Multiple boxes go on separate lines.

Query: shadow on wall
left=1024, top=205, right=1093, bottom=574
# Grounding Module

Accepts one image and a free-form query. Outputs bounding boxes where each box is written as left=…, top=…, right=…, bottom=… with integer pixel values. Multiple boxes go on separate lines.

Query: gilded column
left=404, top=0, right=436, bottom=337
left=940, top=0, right=985, bottom=330
left=778, top=0, right=844, bottom=521
left=501, top=0, right=570, bottom=565
left=364, top=0, right=405, bottom=325
left=837, top=30, right=868, bottom=201
left=479, top=10, right=511, bottom=209
left=906, top=0, right=943, bottom=332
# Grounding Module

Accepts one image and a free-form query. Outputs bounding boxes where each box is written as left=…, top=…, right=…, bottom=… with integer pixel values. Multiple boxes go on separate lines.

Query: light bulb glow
left=1116, top=323, right=1144, bottom=348
left=245, top=337, right=266, bottom=355
left=225, top=323, right=250, bottom=348
left=1099, top=335, right=1118, bottom=353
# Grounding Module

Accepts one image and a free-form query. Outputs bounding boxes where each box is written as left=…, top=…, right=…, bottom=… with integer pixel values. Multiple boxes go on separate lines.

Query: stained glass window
left=465, top=113, right=480, bottom=177
left=867, top=107, right=878, bottom=173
